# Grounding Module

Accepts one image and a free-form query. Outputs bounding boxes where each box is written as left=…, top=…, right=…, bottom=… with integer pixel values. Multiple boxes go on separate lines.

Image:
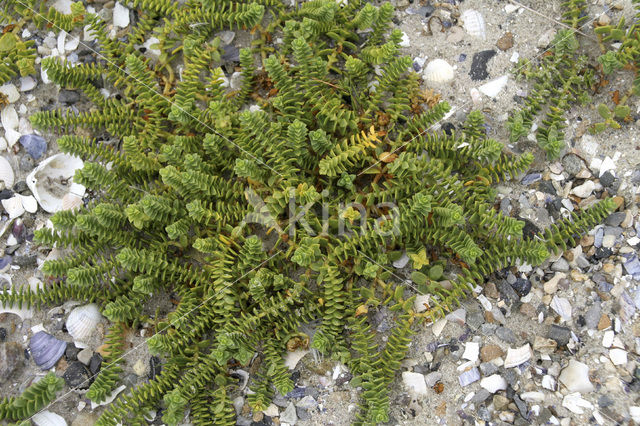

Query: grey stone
left=503, top=369, right=518, bottom=388
left=548, top=324, right=571, bottom=346
left=0, top=342, right=23, bottom=383
left=19, top=155, right=35, bottom=172
left=58, top=89, right=80, bottom=104
left=511, top=278, right=531, bottom=297
left=598, top=394, right=614, bottom=408
left=480, top=323, right=497, bottom=335
left=280, top=402, right=297, bottom=425
left=479, top=362, right=498, bottom=376
left=496, top=281, right=520, bottom=305
left=521, top=173, right=541, bottom=186
left=562, top=154, right=583, bottom=176
left=594, top=228, right=604, bottom=247
left=551, top=258, right=569, bottom=272
left=471, top=389, right=492, bottom=404
left=575, top=255, right=590, bottom=269
left=425, top=371, right=442, bottom=387
left=19, top=134, right=47, bottom=160
left=296, top=395, right=317, bottom=410
left=12, top=255, right=37, bottom=268
left=599, top=171, right=615, bottom=187
left=584, top=303, right=601, bottom=329
left=495, top=326, right=516, bottom=344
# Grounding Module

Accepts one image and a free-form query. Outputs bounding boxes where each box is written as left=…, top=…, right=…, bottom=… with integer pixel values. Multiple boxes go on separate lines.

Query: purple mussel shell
left=29, top=331, right=67, bottom=370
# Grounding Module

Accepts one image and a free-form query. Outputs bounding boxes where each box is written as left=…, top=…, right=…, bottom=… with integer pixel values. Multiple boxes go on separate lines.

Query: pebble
left=503, top=344, right=532, bottom=368
left=280, top=402, right=297, bottom=425
left=510, top=278, right=531, bottom=297
left=63, top=361, right=91, bottom=389
left=445, top=308, right=466, bottom=325
left=402, top=371, right=427, bottom=395
left=609, top=348, right=627, bottom=365
left=623, top=254, right=640, bottom=276
left=480, top=374, right=507, bottom=393
left=469, top=50, right=496, bottom=81
left=19, top=77, right=36, bottom=92
left=551, top=257, right=569, bottom=272
left=543, top=272, right=565, bottom=294
left=18, top=134, right=47, bottom=160
left=559, top=360, right=594, bottom=392
left=59, top=90, right=80, bottom=105
left=296, top=395, right=317, bottom=410
left=495, top=326, right=516, bottom=344
left=77, top=348, right=92, bottom=365
left=0, top=342, right=23, bottom=383
left=571, top=180, right=595, bottom=198
left=424, top=371, right=441, bottom=387
left=584, top=303, right=601, bottom=329
left=533, top=336, right=557, bottom=354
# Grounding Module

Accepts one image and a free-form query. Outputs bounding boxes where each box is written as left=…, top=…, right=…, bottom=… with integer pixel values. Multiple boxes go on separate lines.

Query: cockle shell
left=461, top=9, right=486, bottom=40
left=26, top=154, right=85, bottom=213
left=2, top=195, right=25, bottom=218
left=66, top=303, right=102, bottom=345
left=0, top=156, right=15, bottom=189
left=29, top=331, right=67, bottom=370
left=423, top=59, right=455, bottom=86
left=32, top=410, right=68, bottom=426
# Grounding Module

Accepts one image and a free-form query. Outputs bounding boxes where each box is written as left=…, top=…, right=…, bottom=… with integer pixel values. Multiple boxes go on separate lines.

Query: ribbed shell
left=461, top=9, right=486, bottom=40
left=66, top=303, right=102, bottom=343
left=423, top=59, right=455, bottom=86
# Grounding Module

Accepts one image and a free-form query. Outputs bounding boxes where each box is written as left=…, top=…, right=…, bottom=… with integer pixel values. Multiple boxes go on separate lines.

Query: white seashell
left=550, top=295, right=572, bottom=321
left=558, top=359, right=594, bottom=392
left=0, top=136, right=6, bottom=151
left=64, top=35, right=80, bottom=52
left=461, top=10, right=486, bottom=40
left=480, top=374, right=507, bottom=393
left=4, top=128, right=20, bottom=147
left=413, top=294, right=430, bottom=313
left=52, top=0, right=72, bottom=14
left=402, top=371, right=428, bottom=395
left=66, top=303, right=102, bottom=343
left=1, top=105, right=19, bottom=130
left=0, top=83, right=20, bottom=103
left=19, top=194, right=38, bottom=213
left=61, top=193, right=83, bottom=211
left=284, top=349, right=309, bottom=370
left=503, top=343, right=532, bottom=368
left=26, top=154, right=85, bottom=213
left=0, top=156, right=15, bottom=188
left=423, top=59, right=455, bottom=86
left=479, top=75, right=509, bottom=98
left=562, top=392, right=593, bottom=415
left=2, top=196, right=25, bottom=218
left=57, top=31, right=66, bottom=55
left=609, top=348, right=627, bottom=365
left=32, top=410, right=67, bottom=426
left=541, top=374, right=556, bottom=390
left=462, top=342, right=479, bottom=362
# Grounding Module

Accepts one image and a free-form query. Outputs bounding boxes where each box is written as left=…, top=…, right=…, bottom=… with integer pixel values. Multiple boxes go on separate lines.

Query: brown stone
left=480, top=344, right=504, bottom=362
left=484, top=310, right=496, bottom=323
left=580, top=234, right=594, bottom=247
left=496, top=32, right=514, bottom=51
left=597, top=314, right=611, bottom=330
left=519, top=302, right=537, bottom=318
left=612, top=196, right=624, bottom=211
left=484, top=281, right=499, bottom=299
left=493, top=394, right=510, bottom=410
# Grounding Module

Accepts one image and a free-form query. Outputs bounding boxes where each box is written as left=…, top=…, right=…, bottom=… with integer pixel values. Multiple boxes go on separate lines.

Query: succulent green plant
left=0, top=0, right=617, bottom=425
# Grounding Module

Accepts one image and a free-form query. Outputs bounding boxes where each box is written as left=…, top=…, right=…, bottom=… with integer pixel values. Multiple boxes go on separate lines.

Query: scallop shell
left=423, top=59, right=455, bottom=86
left=61, top=193, right=83, bottom=211
left=32, top=410, right=68, bottom=426
left=66, top=303, right=102, bottom=344
left=461, top=9, right=486, bottom=40
left=29, top=331, right=67, bottom=370
left=0, top=156, right=15, bottom=189
left=26, top=154, right=85, bottom=213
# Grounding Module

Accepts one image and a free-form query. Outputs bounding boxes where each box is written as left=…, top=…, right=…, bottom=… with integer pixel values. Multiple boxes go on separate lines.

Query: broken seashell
left=90, top=385, right=126, bottom=409
left=423, top=59, right=455, bottom=86
left=478, top=75, right=508, bottom=98
left=2, top=195, right=25, bottom=218
left=29, top=331, right=67, bottom=370
left=61, top=193, right=83, bottom=211
left=66, top=303, right=102, bottom=344
left=19, top=194, right=38, bottom=213
left=26, top=154, right=85, bottom=213
left=32, top=410, right=68, bottom=426
left=503, top=343, right=532, bottom=368
left=461, top=9, right=486, bottom=40
left=1, top=105, right=19, bottom=130
left=0, top=156, right=15, bottom=188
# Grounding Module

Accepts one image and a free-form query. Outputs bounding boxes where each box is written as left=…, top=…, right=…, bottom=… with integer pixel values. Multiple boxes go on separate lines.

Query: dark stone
left=285, top=387, right=306, bottom=399
left=510, top=278, right=531, bottom=297
left=599, top=171, right=615, bottom=187
left=63, top=361, right=92, bottom=389
left=12, top=181, right=29, bottom=194
left=58, top=90, right=80, bottom=105
left=496, top=281, right=520, bottom=306
left=0, top=189, right=12, bottom=200
left=548, top=324, right=571, bottom=346
left=469, top=50, right=497, bottom=81
left=423, top=5, right=435, bottom=16
left=546, top=198, right=563, bottom=220
left=605, top=211, right=626, bottom=227
left=4, top=245, right=18, bottom=255
left=562, top=154, right=583, bottom=176
left=513, top=393, right=529, bottom=420
left=458, top=53, right=467, bottom=62
left=441, top=122, right=455, bottom=136
left=479, top=362, right=498, bottom=376
left=65, top=343, right=80, bottom=361
left=149, top=356, right=162, bottom=380
left=19, top=134, right=47, bottom=160
left=593, top=247, right=613, bottom=260
left=296, top=407, right=310, bottom=421
left=471, top=389, right=491, bottom=404
left=0, top=328, right=5, bottom=342
left=503, top=371, right=518, bottom=388
left=519, top=218, right=539, bottom=240
left=12, top=255, right=36, bottom=268
left=535, top=180, right=557, bottom=195
left=89, top=353, right=103, bottom=375
left=477, top=406, right=491, bottom=422
left=520, top=173, right=541, bottom=186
